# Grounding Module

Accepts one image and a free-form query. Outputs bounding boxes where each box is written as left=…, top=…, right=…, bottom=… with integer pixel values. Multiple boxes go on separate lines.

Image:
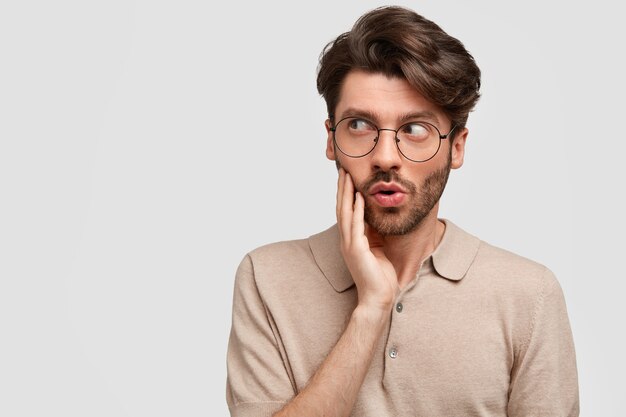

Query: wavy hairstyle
left=317, top=6, right=481, bottom=138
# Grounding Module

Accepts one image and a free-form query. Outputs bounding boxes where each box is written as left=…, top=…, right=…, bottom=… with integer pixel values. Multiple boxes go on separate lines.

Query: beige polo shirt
left=226, top=218, right=579, bottom=416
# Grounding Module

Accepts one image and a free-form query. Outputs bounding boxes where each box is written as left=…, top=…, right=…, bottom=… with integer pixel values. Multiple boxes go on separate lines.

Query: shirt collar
left=308, top=218, right=481, bottom=293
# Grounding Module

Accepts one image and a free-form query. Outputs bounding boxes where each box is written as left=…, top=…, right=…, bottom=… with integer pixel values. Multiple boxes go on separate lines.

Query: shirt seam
left=249, top=253, right=298, bottom=395
left=519, top=266, right=555, bottom=352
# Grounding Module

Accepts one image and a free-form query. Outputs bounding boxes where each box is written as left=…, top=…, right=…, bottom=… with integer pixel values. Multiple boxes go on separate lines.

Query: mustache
left=359, top=170, right=417, bottom=194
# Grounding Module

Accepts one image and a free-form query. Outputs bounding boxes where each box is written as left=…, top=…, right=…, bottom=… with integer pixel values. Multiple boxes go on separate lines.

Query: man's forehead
left=334, top=70, right=447, bottom=126
left=336, top=107, right=441, bottom=126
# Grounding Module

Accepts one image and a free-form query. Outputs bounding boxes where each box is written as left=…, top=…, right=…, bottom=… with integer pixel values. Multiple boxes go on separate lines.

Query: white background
left=1, top=1, right=624, bottom=416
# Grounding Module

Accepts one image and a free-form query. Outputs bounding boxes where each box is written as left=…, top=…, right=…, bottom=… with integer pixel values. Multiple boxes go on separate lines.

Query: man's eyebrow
left=397, top=110, right=439, bottom=125
left=337, top=107, right=440, bottom=126
left=337, top=108, right=381, bottom=122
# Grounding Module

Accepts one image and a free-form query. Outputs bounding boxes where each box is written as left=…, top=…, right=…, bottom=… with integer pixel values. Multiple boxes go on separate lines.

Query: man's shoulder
left=437, top=218, right=556, bottom=293
left=247, top=235, right=310, bottom=260
left=246, top=224, right=336, bottom=261
left=437, top=219, right=556, bottom=285
left=242, top=224, right=339, bottom=276
left=472, top=235, right=560, bottom=294
left=477, top=239, right=546, bottom=272
left=234, top=225, right=343, bottom=297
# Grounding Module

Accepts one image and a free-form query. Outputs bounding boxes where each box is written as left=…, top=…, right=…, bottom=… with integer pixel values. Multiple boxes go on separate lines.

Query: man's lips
left=368, top=182, right=407, bottom=195
left=368, top=182, right=407, bottom=207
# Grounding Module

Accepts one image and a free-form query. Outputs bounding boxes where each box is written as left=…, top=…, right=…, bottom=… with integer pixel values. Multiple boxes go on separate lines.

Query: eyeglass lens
left=334, top=118, right=442, bottom=162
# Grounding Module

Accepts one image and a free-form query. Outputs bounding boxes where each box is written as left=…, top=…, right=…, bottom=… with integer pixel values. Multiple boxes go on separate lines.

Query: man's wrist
left=352, top=303, right=392, bottom=326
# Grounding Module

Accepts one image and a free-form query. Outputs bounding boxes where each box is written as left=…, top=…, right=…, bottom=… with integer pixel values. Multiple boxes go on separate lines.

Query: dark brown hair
left=317, top=6, right=481, bottom=137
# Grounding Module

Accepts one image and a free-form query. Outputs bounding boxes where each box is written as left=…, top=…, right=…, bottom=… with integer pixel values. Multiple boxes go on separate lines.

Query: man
left=226, top=6, right=579, bottom=417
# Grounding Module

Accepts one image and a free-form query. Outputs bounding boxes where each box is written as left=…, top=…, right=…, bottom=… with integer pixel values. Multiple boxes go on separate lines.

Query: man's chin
left=380, top=206, right=401, bottom=214
left=364, top=210, right=423, bottom=236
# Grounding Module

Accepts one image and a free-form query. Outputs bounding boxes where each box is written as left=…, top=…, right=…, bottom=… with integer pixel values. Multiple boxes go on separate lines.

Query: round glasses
left=330, top=117, right=457, bottom=162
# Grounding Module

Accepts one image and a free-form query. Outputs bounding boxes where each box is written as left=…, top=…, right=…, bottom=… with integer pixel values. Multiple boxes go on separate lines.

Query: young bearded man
left=226, top=6, right=579, bottom=417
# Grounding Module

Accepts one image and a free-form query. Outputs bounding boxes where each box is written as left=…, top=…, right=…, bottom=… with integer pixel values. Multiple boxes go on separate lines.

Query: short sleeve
left=226, top=254, right=296, bottom=417
left=508, top=267, right=579, bottom=416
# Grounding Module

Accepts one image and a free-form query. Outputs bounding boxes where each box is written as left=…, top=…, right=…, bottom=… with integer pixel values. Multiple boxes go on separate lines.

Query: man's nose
left=371, top=129, right=402, bottom=171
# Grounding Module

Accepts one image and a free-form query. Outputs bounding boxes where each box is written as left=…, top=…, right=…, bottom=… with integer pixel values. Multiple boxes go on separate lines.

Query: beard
left=339, top=149, right=452, bottom=236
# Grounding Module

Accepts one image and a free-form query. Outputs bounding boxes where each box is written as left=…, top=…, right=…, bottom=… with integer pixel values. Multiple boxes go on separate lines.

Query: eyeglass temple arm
left=441, top=124, right=458, bottom=139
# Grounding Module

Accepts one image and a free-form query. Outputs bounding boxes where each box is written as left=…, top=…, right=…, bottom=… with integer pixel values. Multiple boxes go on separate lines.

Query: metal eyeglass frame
left=330, top=116, right=457, bottom=163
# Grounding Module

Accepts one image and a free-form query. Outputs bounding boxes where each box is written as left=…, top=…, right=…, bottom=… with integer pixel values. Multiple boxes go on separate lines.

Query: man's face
left=325, top=70, right=468, bottom=236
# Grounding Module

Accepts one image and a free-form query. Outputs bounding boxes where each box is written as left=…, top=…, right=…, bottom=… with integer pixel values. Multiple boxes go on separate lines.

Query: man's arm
left=273, top=304, right=389, bottom=417
left=507, top=268, right=579, bottom=416
left=273, top=168, right=400, bottom=417
left=226, top=254, right=298, bottom=416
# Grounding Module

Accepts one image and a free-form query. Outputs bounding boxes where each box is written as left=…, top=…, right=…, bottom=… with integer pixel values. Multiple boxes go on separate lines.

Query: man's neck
left=377, top=211, right=446, bottom=290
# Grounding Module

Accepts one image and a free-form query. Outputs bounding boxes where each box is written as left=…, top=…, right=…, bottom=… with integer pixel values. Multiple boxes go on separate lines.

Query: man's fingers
left=339, top=171, right=355, bottom=245
left=352, top=191, right=366, bottom=245
left=336, top=167, right=344, bottom=222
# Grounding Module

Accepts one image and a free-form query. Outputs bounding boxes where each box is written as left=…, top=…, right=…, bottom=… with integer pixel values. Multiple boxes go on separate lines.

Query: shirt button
left=396, top=302, right=403, bottom=313
left=389, top=347, right=398, bottom=359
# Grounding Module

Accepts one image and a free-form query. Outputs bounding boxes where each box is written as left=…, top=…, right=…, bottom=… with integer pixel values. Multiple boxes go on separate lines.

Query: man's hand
left=337, top=167, right=400, bottom=313
left=272, top=169, right=397, bottom=417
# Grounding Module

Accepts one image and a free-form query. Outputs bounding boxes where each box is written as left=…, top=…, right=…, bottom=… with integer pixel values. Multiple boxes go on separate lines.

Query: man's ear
left=325, top=119, right=336, bottom=161
left=450, top=127, right=468, bottom=169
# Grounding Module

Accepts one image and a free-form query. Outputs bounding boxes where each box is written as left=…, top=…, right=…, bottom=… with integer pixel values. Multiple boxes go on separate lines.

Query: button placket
left=383, top=270, right=424, bottom=387
left=385, top=298, right=404, bottom=365
left=388, top=302, right=403, bottom=360
left=389, top=347, right=398, bottom=359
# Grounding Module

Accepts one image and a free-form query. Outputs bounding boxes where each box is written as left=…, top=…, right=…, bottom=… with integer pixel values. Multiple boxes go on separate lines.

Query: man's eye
left=349, top=119, right=375, bottom=131
left=401, top=123, right=429, bottom=138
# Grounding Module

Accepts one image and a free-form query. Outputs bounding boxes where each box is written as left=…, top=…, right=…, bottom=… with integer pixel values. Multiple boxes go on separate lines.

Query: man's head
left=316, top=7, right=481, bottom=236
left=317, top=6, right=481, bottom=134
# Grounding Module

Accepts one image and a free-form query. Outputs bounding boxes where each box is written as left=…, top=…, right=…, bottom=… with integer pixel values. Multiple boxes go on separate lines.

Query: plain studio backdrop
left=1, top=1, right=624, bottom=416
